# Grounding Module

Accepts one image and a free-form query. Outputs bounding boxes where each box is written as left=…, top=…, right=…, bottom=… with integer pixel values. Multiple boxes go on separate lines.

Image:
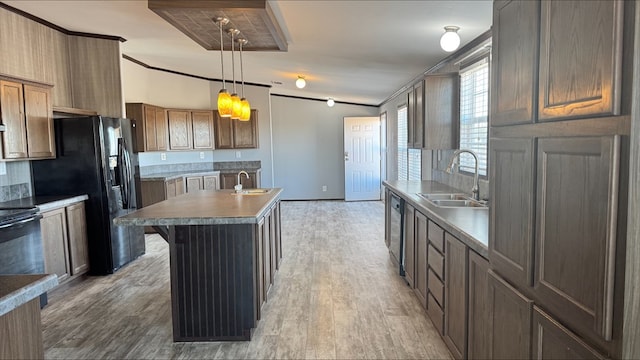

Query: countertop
left=0, top=195, right=89, bottom=212
left=383, top=180, right=489, bottom=258
left=0, top=274, right=58, bottom=316
left=114, top=188, right=282, bottom=226
left=140, top=170, right=220, bottom=182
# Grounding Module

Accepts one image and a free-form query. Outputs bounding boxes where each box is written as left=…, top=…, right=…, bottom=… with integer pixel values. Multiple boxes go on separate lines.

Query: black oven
left=0, top=207, right=47, bottom=306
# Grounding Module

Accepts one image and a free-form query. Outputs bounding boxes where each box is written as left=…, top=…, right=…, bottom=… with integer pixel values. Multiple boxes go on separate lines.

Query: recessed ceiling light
left=296, top=76, right=306, bottom=89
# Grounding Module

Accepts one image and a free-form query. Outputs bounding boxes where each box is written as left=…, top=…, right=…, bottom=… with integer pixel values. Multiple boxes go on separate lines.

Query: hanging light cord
left=239, top=39, right=245, bottom=98
left=218, top=19, right=226, bottom=88
left=230, top=30, right=237, bottom=94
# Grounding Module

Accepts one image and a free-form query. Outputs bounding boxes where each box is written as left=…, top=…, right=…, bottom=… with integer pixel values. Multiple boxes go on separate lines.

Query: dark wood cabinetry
left=214, top=110, right=259, bottom=149
left=255, top=202, right=282, bottom=320
left=403, top=202, right=415, bottom=287
left=125, top=103, right=167, bottom=152
left=468, top=251, right=490, bottom=360
left=423, top=74, right=458, bottom=149
left=444, top=233, right=468, bottom=359
left=407, top=81, right=424, bottom=149
left=220, top=170, right=261, bottom=190
left=167, top=109, right=193, bottom=150
left=491, top=0, right=539, bottom=126
left=185, top=174, right=219, bottom=192
left=538, top=0, right=623, bottom=121
left=191, top=111, right=215, bottom=149
left=0, top=79, right=54, bottom=160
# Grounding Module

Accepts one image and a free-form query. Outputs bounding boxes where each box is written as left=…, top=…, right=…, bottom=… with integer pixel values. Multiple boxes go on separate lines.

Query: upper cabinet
left=0, top=78, right=55, bottom=160
left=125, top=103, right=167, bottom=152
left=424, top=73, right=458, bottom=149
left=213, top=109, right=259, bottom=149
left=538, top=0, right=623, bottom=121
left=491, top=0, right=539, bottom=126
left=166, top=109, right=214, bottom=151
left=407, top=81, right=424, bottom=149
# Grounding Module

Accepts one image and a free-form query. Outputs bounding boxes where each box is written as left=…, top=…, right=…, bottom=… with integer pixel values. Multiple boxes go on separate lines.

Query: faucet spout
left=446, top=149, right=480, bottom=201
left=236, top=170, right=250, bottom=192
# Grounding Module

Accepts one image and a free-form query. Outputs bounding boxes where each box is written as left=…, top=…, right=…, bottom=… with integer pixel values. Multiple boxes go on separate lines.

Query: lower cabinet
left=185, top=174, right=220, bottom=192
left=220, top=170, right=261, bottom=189
left=467, top=252, right=491, bottom=360
left=414, top=211, right=428, bottom=307
left=444, top=233, right=468, bottom=359
left=40, top=201, right=89, bottom=286
left=255, top=202, right=282, bottom=320
left=403, top=203, right=415, bottom=287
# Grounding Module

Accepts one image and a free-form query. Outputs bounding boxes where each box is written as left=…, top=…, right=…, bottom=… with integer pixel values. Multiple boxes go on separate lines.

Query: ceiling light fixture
left=215, top=17, right=232, bottom=117
left=327, top=98, right=335, bottom=107
left=238, top=38, right=251, bottom=121
left=228, top=28, right=242, bottom=119
left=296, top=76, right=306, bottom=89
left=440, top=26, right=461, bottom=52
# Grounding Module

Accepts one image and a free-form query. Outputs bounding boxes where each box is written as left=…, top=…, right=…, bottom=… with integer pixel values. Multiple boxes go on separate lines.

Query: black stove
left=0, top=207, right=39, bottom=227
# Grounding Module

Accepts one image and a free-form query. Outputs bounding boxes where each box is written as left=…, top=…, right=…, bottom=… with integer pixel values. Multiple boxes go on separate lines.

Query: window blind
left=397, top=105, right=421, bottom=180
left=459, top=57, right=489, bottom=176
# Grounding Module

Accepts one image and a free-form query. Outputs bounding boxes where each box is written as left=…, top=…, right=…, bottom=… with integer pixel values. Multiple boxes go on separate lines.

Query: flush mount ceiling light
left=238, top=38, right=251, bottom=121
left=296, top=76, right=306, bottom=89
left=228, top=28, right=242, bottom=120
left=215, top=17, right=232, bottom=117
left=440, top=26, right=461, bottom=52
left=327, top=98, right=335, bottom=107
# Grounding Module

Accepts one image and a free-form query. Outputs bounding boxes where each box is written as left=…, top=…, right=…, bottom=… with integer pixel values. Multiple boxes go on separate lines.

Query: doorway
left=344, top=116, right=381, bottom=201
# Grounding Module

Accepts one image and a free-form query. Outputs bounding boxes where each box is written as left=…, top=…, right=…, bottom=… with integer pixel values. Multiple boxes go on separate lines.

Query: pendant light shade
left=215, top=17, right=232, bottom=117
left=440, top=26, right=461, bottom=52
left=237, top=38, right=251, bottom=121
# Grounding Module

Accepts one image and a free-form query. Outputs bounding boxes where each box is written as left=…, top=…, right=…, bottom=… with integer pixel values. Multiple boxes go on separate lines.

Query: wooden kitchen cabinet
left=467, top=251, right=491, bottom=360
left=535, top=136, right=619, bottom=342
left=538, top=0, right=623, bottom=121
left=214, top=109, right=259, bottom=149
left=488, top=270, right=533, bottom=360
left=220, top=170, right=261, bottom=190
left=167, top=109, right=193, bottom=150
left=384, top=189, right=391, bottom=248
left=491, top=0, right=539, bottom=126
left=140, top=177, right=184, bottom=208
left=403, top=202, right=415, bottom=288
left=0, top=79, right=54, bottom=160
left=489, top=138, right=535, bottom=287
left=186, top=174, right=220, bottom=192
left=41, top=208, right=70, bottom=283
left=423, top=73, right=458, bottom=149
left=66, top=202, right=89, bottom=275
left=125, top=103, right=167, bottom=152
left=191, top=111, right=215, bottom=149
left=414, top=211, right=428, bottom=308
left=407, top=81, right=424, bottom=149
left=444, top=233, right=468, bottom=359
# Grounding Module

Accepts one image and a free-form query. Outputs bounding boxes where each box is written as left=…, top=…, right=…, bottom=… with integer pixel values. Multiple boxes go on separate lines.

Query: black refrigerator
left=31, top=116, right=145, bottom=275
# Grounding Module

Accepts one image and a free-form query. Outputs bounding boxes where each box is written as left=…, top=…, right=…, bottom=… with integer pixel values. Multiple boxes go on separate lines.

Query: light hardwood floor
left=41, top=200, right=452, bottom=359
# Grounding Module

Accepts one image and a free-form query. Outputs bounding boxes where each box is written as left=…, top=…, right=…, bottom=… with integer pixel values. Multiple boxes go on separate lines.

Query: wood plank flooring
left=41, top=200, right=452, bottom=359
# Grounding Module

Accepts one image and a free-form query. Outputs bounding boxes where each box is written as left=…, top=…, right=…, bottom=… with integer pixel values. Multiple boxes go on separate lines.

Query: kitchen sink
left=417, top=193, right=487, bottom=209
left=231, top=188, right=273, bottom=195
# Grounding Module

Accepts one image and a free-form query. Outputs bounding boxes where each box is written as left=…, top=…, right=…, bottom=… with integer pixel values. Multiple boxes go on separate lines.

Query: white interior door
left=344, top=117, right=381, bottom=201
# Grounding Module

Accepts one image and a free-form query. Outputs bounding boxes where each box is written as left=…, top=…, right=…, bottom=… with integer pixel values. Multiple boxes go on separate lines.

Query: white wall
left=271, top=96, right=378, bottom=200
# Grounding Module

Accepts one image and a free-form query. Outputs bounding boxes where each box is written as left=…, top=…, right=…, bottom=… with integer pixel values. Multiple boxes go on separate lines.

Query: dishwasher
left=389, top=192, right=404, bottom=276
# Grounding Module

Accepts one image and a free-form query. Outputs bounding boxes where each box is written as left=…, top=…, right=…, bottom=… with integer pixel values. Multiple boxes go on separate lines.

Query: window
left=397, top=105, right=421, bottom=180
left=459, top=57, right=489, bottom=176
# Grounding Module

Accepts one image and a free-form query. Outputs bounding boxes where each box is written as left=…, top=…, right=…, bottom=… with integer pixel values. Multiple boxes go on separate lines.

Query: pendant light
left=215, top=17, right=232, bottom=117
left=228, top=28, right=242, bottom=120
left=238, top=38, right=251, bottom=121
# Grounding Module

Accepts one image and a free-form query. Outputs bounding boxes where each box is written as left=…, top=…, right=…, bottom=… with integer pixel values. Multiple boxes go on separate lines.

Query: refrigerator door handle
left=117, top=139, right=130, bottom=209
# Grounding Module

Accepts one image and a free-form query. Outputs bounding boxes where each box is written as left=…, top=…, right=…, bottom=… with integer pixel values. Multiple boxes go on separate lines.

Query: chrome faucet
left=446, top=149, right=480, bottom=201
left=235, top=170, right=250, bottom=192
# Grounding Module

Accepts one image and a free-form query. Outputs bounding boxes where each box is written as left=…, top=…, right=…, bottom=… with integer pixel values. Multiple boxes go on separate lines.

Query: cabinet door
left=220, top=174, right=236, bottom=189
left=491, top=0, right=539, bottom=126
left=66, top=202, right=89, bottom=275
left=167, top=110, right=193, bottom=150
left=407, top=88, right=415, bottom=148
left=424, top=74, right=458, bottom=149
left=444, top=233, right=468, bottom=360
left=154, top=107, right=167, bottom=151
left=414, top=211, right=428, bottom=308
left=203, top=175, right=219, bottom=190
left=165, top=179, right=177, bottom=198
left=185, top=176, right=204, bottom=193
left=175, top=177, right=185, bottom=195
left=384, top=189, right=391, bottom=248
left=489, top=138, right=535, bottom=287
left=143, top=105, right=159, bottom=151
left=191, top=110, right=214, bottom=149
left=413, top=81, right=424, bottom=149
left=532, top=306, right=607, bottom=360
left=262, top=210, right=272, bottom=299
left=538, top=0, right=623, bottom=120
left=213, top=111, right=234, bottom=149
left=0, top=80, right=28, bottom=159
left=468, top=251, right=490, bottom=360
left=535, top=136, right=619, bottom=341
left=274, top=202, right=282, bottom=270
left=256, top=218, right=265, bottom=319
left=24, top=84, right=55, bottom=158
left=41, top=208, right=70, bottom=282
left=488, top=270, right=533, bottom=360
left=233, top=109, right=258, bottom=148
left=403, top=203, right=415, bottom=288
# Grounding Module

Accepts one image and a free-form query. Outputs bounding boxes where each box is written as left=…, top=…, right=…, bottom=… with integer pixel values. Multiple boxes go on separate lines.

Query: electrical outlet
left=199, top=152, right=205, bottom=159
left=322, top=185, right=327, bottom=192
left=0, top=162, right=6, bottom=175
left=160, top=153, right=167, bottom=161
left=236, top=151, right=241, bottom=159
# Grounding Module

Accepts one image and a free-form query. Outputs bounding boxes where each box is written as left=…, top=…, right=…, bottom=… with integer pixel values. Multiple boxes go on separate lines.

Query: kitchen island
left=114, top=189, right=282, bottom=342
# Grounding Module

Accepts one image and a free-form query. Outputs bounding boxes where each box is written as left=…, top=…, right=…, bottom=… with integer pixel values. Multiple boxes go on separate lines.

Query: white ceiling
left=4, top=0, right=493, bottom=106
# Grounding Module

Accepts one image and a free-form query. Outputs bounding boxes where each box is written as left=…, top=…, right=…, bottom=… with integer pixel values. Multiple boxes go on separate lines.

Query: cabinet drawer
left=428, top=244, right=444, bottom=279
left=428, top=220, right=445, bottom=253
left=428, top=268, right=444, bottom=307
left=427, top=293, right=444, bottom=335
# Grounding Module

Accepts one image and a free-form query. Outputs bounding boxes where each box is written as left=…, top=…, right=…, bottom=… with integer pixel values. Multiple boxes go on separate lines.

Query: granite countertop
left=0, top=274, right=58, bottom=316
left=0, top=195, right=89, bottom=212
left=383, top=180, right=489, bottom=258
left=114, top=188, right=282, bottom=226
left=140, top=170, right=220, bottom=182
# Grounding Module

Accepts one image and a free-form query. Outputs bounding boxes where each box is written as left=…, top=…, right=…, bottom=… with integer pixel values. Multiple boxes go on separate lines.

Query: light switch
left=161, top=153, right=167, bottom=161
left=0, top=162, right=6, bottom=175
left=236, top=151, right=241, bottom=159
left=200, top=152, right=205, bottom=159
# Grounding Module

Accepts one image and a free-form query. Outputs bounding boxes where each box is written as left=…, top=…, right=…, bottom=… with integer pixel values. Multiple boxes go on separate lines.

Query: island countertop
left=114, top=188, right=283, bottom=226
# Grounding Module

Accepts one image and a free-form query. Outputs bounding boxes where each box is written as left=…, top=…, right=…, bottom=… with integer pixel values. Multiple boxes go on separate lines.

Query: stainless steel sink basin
left=231, top=188, right=273, bottom=195
left=417, top=193, right=487, bottom=209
